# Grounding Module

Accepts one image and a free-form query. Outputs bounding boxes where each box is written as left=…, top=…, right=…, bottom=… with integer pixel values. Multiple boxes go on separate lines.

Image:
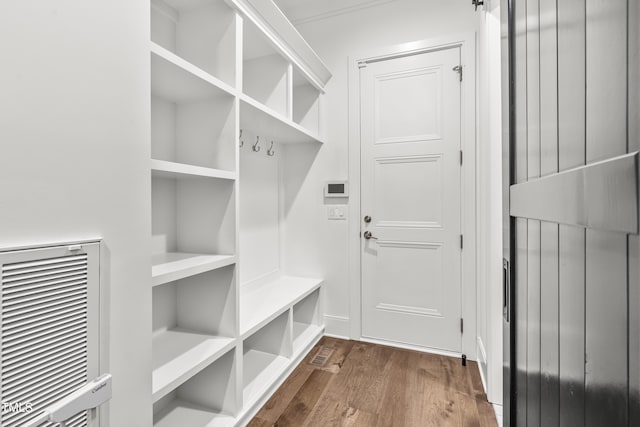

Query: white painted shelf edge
left=151, top=41, right=237, bottom=97
left=154, top=397, right=236, bottom=427
left=152, top=329, right=236, bottom=402
left=152, top=253, right=236, bottom=287
left=239, top=275, right=323, bottom=338
left=151, top=159, right=236, bottom=181
left=239, top=94, right=325, bottom=144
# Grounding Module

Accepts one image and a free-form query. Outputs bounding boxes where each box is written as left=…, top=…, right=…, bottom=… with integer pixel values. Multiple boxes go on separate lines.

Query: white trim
left=477, top=337, right=488, bottom=393
left=323, top=315, right=350, bottom=339
left=289, top=0, right=396, bottom=25
left=225, top=0, right=332, bottom=91
left=493, top=403, right=504, bottom=427
left=347, top=33, right=478, bottom=359
left=359, top=337, right=466, bottom=360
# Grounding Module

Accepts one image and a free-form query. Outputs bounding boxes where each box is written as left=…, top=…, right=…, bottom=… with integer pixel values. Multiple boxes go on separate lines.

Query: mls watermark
left=2, top=401, right=34, bottom=414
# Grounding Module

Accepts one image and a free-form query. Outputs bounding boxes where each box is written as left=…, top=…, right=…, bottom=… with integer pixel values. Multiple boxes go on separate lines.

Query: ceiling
left=274, top=0, right=396, bottom=25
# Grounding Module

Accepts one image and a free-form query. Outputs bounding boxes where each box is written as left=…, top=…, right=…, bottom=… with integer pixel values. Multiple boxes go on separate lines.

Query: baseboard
left=476, top=336, right=488, bottom=394
left=493, top=403, right=503, bottom=427
left=323, top=315, right=350, bottom=338
left=360, top=336, right=464, bottom=359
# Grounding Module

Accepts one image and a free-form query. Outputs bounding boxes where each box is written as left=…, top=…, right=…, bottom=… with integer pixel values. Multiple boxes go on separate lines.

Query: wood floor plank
left=251, top=338, right=498, bottom=427
left=247, top=416, right=273, bottom=427
left=254, top=360, right=315, bottom=423
left=273, top=369, right=334, bottom=426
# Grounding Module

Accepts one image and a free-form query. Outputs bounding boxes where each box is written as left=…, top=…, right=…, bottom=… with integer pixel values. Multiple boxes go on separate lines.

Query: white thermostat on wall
left=324, top=181, right=349, bottom=198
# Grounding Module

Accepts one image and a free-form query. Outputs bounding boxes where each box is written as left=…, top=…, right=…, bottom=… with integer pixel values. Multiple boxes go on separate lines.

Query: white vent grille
left=1, top=248, right=97, bottom=427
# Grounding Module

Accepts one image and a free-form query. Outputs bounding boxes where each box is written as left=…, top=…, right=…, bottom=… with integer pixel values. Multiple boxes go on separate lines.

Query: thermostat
left=324, top=181, right=349, bottom=198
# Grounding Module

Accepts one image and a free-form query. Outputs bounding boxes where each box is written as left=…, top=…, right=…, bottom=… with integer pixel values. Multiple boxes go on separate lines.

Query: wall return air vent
left=0, top=241, right=102, bottom=427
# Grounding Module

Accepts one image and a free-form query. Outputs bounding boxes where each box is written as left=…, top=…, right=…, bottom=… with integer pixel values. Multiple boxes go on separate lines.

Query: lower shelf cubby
left=153, top=348, right=238, bottom=427
left=292, top=288, right=322, bottom=355
left=152, top=265, right=237, bottom=401
left=242, top=311, right=291, bottom=407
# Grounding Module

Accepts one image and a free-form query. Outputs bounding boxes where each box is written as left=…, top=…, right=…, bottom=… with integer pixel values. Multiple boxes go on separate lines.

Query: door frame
left=347, top=33, right=478, bottom=359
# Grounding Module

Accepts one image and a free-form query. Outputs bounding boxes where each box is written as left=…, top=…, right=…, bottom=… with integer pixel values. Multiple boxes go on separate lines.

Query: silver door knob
left=364, top=215, right=372, bottom=223
left=363, top=231, right=378, bottom=240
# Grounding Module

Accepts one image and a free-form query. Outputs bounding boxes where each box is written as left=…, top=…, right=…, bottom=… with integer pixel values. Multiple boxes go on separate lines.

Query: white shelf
left=152, top=253, right=235, bottom=287
left=293, top=322, right=322, bottom=354
left=152, top=329, right=235, bottom=402
left=151, top=42, right=236, bottom=103
left=240, top=94, right=324, bottom=144
left=154, top=398, right=235, bottom=427
left=242, top=349, right=289, bottom=406
left=240, top=275, right=323, bottom=338
left=151, top=159, right=236, bottom=181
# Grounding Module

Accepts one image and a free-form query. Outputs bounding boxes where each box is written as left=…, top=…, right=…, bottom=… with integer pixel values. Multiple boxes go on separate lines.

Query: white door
left=360, top=47, right=462, bottom=352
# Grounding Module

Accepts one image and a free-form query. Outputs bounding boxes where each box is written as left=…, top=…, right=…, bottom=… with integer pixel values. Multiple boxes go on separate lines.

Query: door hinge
left=453, top=65, right=463, bottom=81
left=460, top=150, right=463, bottom=166
left=460, top=234, right=464, bottom=249
left=460, top=318, right=464, bottom=334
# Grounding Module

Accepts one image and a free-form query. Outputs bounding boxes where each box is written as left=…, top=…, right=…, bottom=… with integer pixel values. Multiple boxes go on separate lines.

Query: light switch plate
left=327, top=205, right=347, bottom=220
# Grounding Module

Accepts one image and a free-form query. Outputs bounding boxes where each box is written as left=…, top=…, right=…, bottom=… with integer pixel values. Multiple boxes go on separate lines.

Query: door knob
left=363, top=231, right=378, bottom=240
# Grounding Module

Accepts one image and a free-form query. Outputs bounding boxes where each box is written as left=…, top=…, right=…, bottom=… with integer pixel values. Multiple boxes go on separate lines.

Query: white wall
left=281, top=0, right=502, bottom=404
left=0, top=2, right=151, bottom=425
left=476, top=0, right=504, bottom=405
left=282, top=0, right=478, bottom=336
left=239, top=134, right=281, bottom=285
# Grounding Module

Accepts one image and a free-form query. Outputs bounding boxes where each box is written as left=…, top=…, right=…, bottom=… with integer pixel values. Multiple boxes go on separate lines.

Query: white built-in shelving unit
left=149, top=0, right=331, bottom=425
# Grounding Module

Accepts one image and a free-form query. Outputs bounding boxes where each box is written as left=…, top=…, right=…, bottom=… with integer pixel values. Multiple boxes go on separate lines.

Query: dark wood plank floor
left=249, top=337, right=499, bottom=427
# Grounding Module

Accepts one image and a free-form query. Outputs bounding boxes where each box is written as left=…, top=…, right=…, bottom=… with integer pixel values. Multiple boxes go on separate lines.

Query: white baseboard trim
left=359, top=336, right=466, bottom=359
left=493, top=403, right=503, bottom=427
left=476, top=337, right=488, bottom=394
left=323, top=315, right=350, bottom=338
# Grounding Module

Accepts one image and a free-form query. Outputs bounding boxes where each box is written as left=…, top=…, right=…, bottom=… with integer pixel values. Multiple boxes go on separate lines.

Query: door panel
left=557, top=0, right=585, bottom=171
left=585, top=230, right=628, bottom=426
left=360, top=47, right=462, bottom=352
left=558, top=225, right=585, bottom=427
left=538, top=3, right=560, bottom=422
left=539, top=222, right=559, bottom=426
left=503, top=0, right=638, bottom=425
left=374, top=154, right=444, bottom=228
left=526, top=220, right=540, bottom=427
left=515, top=218, right=527, bottom=427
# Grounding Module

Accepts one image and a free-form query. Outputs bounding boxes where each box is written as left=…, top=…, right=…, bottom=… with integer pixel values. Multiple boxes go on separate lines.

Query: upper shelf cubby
left=227, top=0, right=332, bottom=91
left=151, top=0, right=237, bottom=87
left=292, top=66, right=321, bottom=137
left=242, top=19, right=290, bottom=118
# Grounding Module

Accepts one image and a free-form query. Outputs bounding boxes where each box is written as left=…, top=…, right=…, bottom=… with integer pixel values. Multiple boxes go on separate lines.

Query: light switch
left=327, top=205, right=347, bottom=220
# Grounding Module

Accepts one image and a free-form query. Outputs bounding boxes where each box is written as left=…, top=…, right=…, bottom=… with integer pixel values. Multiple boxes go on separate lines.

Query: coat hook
left=267, top=140, right=275, bottom=157
left=239, top=129, right=244, bottom=148
left=253, top=136, right=261, bottom=152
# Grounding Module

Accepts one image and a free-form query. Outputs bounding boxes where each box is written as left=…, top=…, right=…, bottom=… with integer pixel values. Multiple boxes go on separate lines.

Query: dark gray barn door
left=501, top=0, right=640, bottom=426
